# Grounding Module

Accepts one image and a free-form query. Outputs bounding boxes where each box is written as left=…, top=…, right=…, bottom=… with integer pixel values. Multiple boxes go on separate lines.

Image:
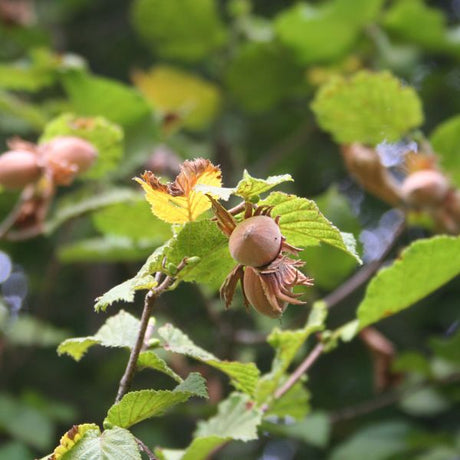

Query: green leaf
left=137, top=351, right=183, bottom=383
left=235, top=170, right=293, bottom=201
left=265, top=382, right=310, bottom=421
left=195, top=393, right=262, bottom=441
left=330, top=421, right=412, bottom=460
left=429, top=329, right=460, bottom=364
left=263, top=411, right=331, bottom=448
left=40, top=113, right=124, bottom=179
left=430, top=114, right=460, bottom=188
left=274, top=3, right=359, bottom=65
left=92, top=197, right=172, bottom=241
left=156, top=436, right=225, bottom=460
left=158, top=323, right=260, bottom=396
left=311, top=70, right=423, bottom=145
left=61, top=71, right=151, bottom=127
left=392, top=351, right=432, bottom=377
left=256, top=302, right=327, bottom=404
left=165, top=220, right=235, bottom=290
left=61, top=426, right=141, bottom=460
left=260, top=192, right=361, bottom=262
left=226, top=41, right=306, bottom=112
left=58, top=237, right=157, bottom=263
left=105, top=373, right=207, bottom=428
left=400, top=387, right=450, bottom=417
left=384, top=0, right=448, bottom=50
left=0, top=441, right=33, bottom=460
left=131, top=0, right=227, bottom=62
left=357, top=236, right=460, bottom=328
left=57, top=310, right=141, bottom=361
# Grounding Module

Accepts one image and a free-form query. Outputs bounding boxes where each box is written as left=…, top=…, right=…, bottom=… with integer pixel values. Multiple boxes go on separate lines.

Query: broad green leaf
left=92, top=197, right=172, bottom=241
left=164, top=220, right=235, bottom=290
left=333, top=0, right=384, bottom=27
left=57, top=237, right=155, bottom=263
left=137, top=351, right=183, bottom=383
left=132, top=65, right=221, bottom=131
left=384, top=0, right=448, bottom=50
left=61, top=426, right=141, bottom=460
left=0, top=393, right=54, bottom=450
left=57, top=310, right=141, bottom=361
left=429, top=329, right=460, bottom=364
left=392, top=351, right=432, bottom=377
left=195, top=393, right=262, bottom=441
left=159, top=323, right=260, bottom=395
left=105, top=373, right=207, bottom=428
left=274, top=3, right=358, bottom=65
left=40, top=113, right=124, bottom=180
left=226, top=41, right=306, bottom=112
left=156, top=436, right=225, bottom=460
left=235, top=170, right=293, bottom=201
left=263, top=411, right=331, bottom=448
left=265, top=382, right=310, bottom=420
left=357, top=236, right=460, bottom=328
left=311, top=70, right=423, bottom=145
left=61, top=71, right=151, bottom=127
left=430, top=114, right=460, bottom=188
left=256, top=302, right=327, bottom=403
left=330, top=421, right=412, bottom=460
left=400, top=387, right=450, bottom=416
left=131, top=0, right=227, bottom=62
left=260, top=192, right=361, bottom=262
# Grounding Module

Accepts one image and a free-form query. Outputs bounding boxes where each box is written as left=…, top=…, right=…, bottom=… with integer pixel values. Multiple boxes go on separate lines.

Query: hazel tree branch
left=115, top=258, right=189, bottom=403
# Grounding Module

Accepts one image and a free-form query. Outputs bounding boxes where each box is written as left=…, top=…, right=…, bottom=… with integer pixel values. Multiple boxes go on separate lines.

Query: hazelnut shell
left=401, top=170, right=449, bottom=208
left=0, top=150, right=41, bottom=189
left=244, top=266, right=285, bottom=318
left=229, top=215, right=282, bottom=267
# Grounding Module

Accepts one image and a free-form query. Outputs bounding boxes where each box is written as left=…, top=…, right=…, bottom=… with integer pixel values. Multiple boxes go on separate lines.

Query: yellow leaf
left=135, top=158, right=222, bottom=223
left=51, top=423, right=100, bottom=459
left=132, top=65, right=221, bottom=131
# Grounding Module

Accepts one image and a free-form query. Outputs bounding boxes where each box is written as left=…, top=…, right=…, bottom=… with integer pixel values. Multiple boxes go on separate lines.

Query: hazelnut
left=243, top=266, right=286, bottom=318
left=401, top=170, right=449, bottom=208
left=0, top=150, right=41, bottom=189
left=43, top=136, right=97, bottom=185
left=228, top=215, right=282, bottom=267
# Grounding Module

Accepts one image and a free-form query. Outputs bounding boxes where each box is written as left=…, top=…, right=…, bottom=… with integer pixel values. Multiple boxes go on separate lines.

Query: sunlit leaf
left=266, top=382, right=310, bottom=420
left=135, top=158, right=222, bottom=223
left=311, top=70, right=423, bottom=145
left=131, top=0, right=226, bottom=62
left=40, top=113, right=124, bottom=179
left=357, top=236, right=460, bottom=328
left=57, top=310, right=141, bottom=361
left=137, top=351, right=183, bottom=383
left=159, top=323, right=260, bottom=395
left=105, top=373, right=207, bottom=428
left=50, top=423, right=100, bottom=459
left=235, top=170, right=293, bottom=201
left=133, top=66, right=221, bottom=131
left=260, top=192, right=361, bottom=262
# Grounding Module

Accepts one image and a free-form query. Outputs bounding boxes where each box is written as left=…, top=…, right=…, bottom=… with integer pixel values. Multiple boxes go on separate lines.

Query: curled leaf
left=135, top=158, right=222, bottom=223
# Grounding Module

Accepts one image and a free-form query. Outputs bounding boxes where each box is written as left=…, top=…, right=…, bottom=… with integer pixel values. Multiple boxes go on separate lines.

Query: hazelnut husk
left=42, top=136, right=98, bottom=185
left=243, top=266, right=286, bottom=318
left=401, top=170, right=449, bottom=208
left=0, top=150, right=41, bottom=190
left=228, top=215, right=282, bottom=267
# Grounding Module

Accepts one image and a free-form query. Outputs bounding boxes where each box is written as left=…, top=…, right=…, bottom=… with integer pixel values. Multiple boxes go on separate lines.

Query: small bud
left=185, top=256, right=200, bottom=266
left=229, top=215, right=282, bottom=267
left=243, top=266, right=286, bottom=318
left=0, top=150, right=41, bottom=190
left=401, top=170, right=449, bottom=208
left=43, top=136, right=98, bottom=185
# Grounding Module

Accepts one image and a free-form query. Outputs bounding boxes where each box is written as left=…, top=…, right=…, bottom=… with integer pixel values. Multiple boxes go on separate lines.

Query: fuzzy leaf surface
left=159, top=324, right=260, bottom=395
left=105, top=373, right=207, bottom=428
left=311, top=71, right=423, bottom=145
left=357, top=236, right=460, bottom=328
left=260, top=192, right=361, bottom=262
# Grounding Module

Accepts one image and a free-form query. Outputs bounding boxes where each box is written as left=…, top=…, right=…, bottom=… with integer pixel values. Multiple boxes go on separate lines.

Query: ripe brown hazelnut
left=401, top=170, right=450, bottom=208
left=228, top=215, right=282, bottom=267
left=43, top=136, right=98, bottom=185
left=243, top=266, right=286, bottom=318
left=0, top=150, right=41, bottom=190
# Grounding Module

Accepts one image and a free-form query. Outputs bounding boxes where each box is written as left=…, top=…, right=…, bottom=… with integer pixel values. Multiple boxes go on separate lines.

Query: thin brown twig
left=273, top=342, right=324, bottom=401
left=135, top=436, right=158, bottom=460
left=115, top=258, right=189, bottom=403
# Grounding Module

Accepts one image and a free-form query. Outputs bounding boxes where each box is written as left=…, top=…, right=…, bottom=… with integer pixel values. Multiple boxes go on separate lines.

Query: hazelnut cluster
left=210, top=197, right=313, bottom=318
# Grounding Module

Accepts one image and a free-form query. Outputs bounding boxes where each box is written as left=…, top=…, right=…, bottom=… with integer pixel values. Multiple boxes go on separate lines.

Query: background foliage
left=1, top=0, right=460, bottom=459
